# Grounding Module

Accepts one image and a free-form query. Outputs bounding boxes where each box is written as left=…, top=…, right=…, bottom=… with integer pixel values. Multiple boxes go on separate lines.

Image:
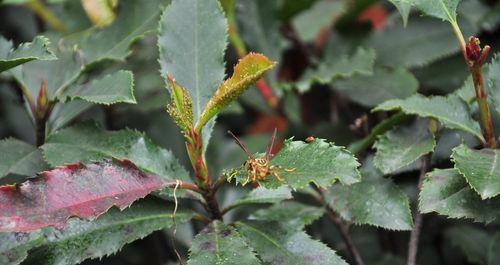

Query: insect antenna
left=227, top=130, right=254, bottom=158
left=265, top=128, right=277, bottom=160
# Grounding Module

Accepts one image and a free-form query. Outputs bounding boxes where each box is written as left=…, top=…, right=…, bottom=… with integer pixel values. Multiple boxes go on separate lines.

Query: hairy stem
left=185, top=130, right=222, bottom=220
left=26, top=0, right=68, bottom=33
left=406, top=155, right=430, bottom=265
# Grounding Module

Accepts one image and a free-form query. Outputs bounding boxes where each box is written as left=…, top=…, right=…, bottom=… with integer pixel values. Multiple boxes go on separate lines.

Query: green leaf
left=332, top=67, right=418, bottom=107
left=390, top=0, right=461, bottom=22
left=389, top=0, right=412, bottom=26
left=60, top=70, right=136, bottom=105
left=368, top=16, right=474, bottom=68
left=0, top=138, right=47, bottom=179
left=229, top=186, right=292, bottom=208
left=197, top=53, right=275, bottom=129
left=42, top=122, right=190, bottom=182
left=292, top=0, right=346, bottom=41
left=47, top=100, right=93, bottom=133
left=296, top=48, right=375, bottom=93
left=0, top=35, right=56, bottom=72
left=0, top=231, right=43, bottom=265
left=373, top=94, right=484, bottom=142
left=237, top=0, right=284, bottom=86
left=419, top=168, right=500, bottom=222
left=251, top=201, right=325, bottom=231
left=325, top=173, right=413, bottom=230
left=446, top=225, right=490, bottom=264
left=227, top=138, right=360, bottom=189
left=452, top=144, right=500, bottom=199
left=235, top=221, right=347, bottom=265
left=22, top=200, right=193, bottom=265
left=187, top=221, right=261, bottom=265
left=486, top=53, right=500, bottom=115
left=488, top=233, right=500, bottom=265
left=158, top=0, right=227, bottom=122
left=10, top=49, right=84, bottom=100
left=374, top=121, right=435, bottom=174
left=63, top=0, right=166, bottom=66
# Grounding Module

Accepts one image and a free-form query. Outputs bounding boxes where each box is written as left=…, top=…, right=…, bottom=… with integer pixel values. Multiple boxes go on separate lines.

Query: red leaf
left=0, top=160, right=170, bottom=232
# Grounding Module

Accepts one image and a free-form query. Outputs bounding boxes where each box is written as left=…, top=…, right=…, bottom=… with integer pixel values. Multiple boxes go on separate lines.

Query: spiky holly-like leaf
left=0, top=160, right=183, bottom=232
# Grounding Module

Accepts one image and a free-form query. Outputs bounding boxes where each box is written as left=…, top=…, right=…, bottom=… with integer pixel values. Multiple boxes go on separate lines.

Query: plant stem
left=406, top=155, right=430, bottom=265
left=451, top=22, right=496, bottom=148
left=316, top=188, right=365, bottom=265
left=26, top=0, right=68, bottom=33
left=35, top=118, right=46, bottom=147
left=185, top=129, right=223, bottom=220
left=470, top=64, right=496, bottom=147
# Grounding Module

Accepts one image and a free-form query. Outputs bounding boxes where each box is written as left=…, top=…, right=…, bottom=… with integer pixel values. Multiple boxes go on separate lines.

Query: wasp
left=228, top=129, right=295, bottom=186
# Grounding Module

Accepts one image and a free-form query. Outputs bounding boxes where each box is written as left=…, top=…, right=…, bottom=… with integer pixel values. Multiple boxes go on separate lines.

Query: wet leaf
left=374, top=121, right=435, bottom=174
left=235, top=221, right=347, bottom=265
left=452, top=145, right=500, bottom=199
left=4, top=200, right=193, bottom=265
left=227, top=138, right=360, bottom=189
left=326, top=173, right=413, bottom=230
left=419, top=168, right=500, bottom=222
left=187, top=221, right=261, bottom=265
left=229, top=185, right=292, bottom=208
left=251, top=201, right=324, bottom=231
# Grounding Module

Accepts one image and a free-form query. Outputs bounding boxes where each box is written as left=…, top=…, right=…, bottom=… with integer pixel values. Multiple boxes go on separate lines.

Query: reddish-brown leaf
left=0, top=160, right=171, bottom=232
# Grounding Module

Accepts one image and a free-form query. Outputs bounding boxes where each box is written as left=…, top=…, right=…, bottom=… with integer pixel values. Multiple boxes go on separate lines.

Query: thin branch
left=451, top=23, right=496, bottom=147
left=406, top=155, right=430, bottom=265
left=316, top=188, right=365, bottom=265
left=26, top=0, right=68, bottom=33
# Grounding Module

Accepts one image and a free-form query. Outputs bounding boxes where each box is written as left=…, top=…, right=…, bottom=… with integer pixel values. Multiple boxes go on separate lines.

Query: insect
left=228, top=129, right=295, bottom=186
